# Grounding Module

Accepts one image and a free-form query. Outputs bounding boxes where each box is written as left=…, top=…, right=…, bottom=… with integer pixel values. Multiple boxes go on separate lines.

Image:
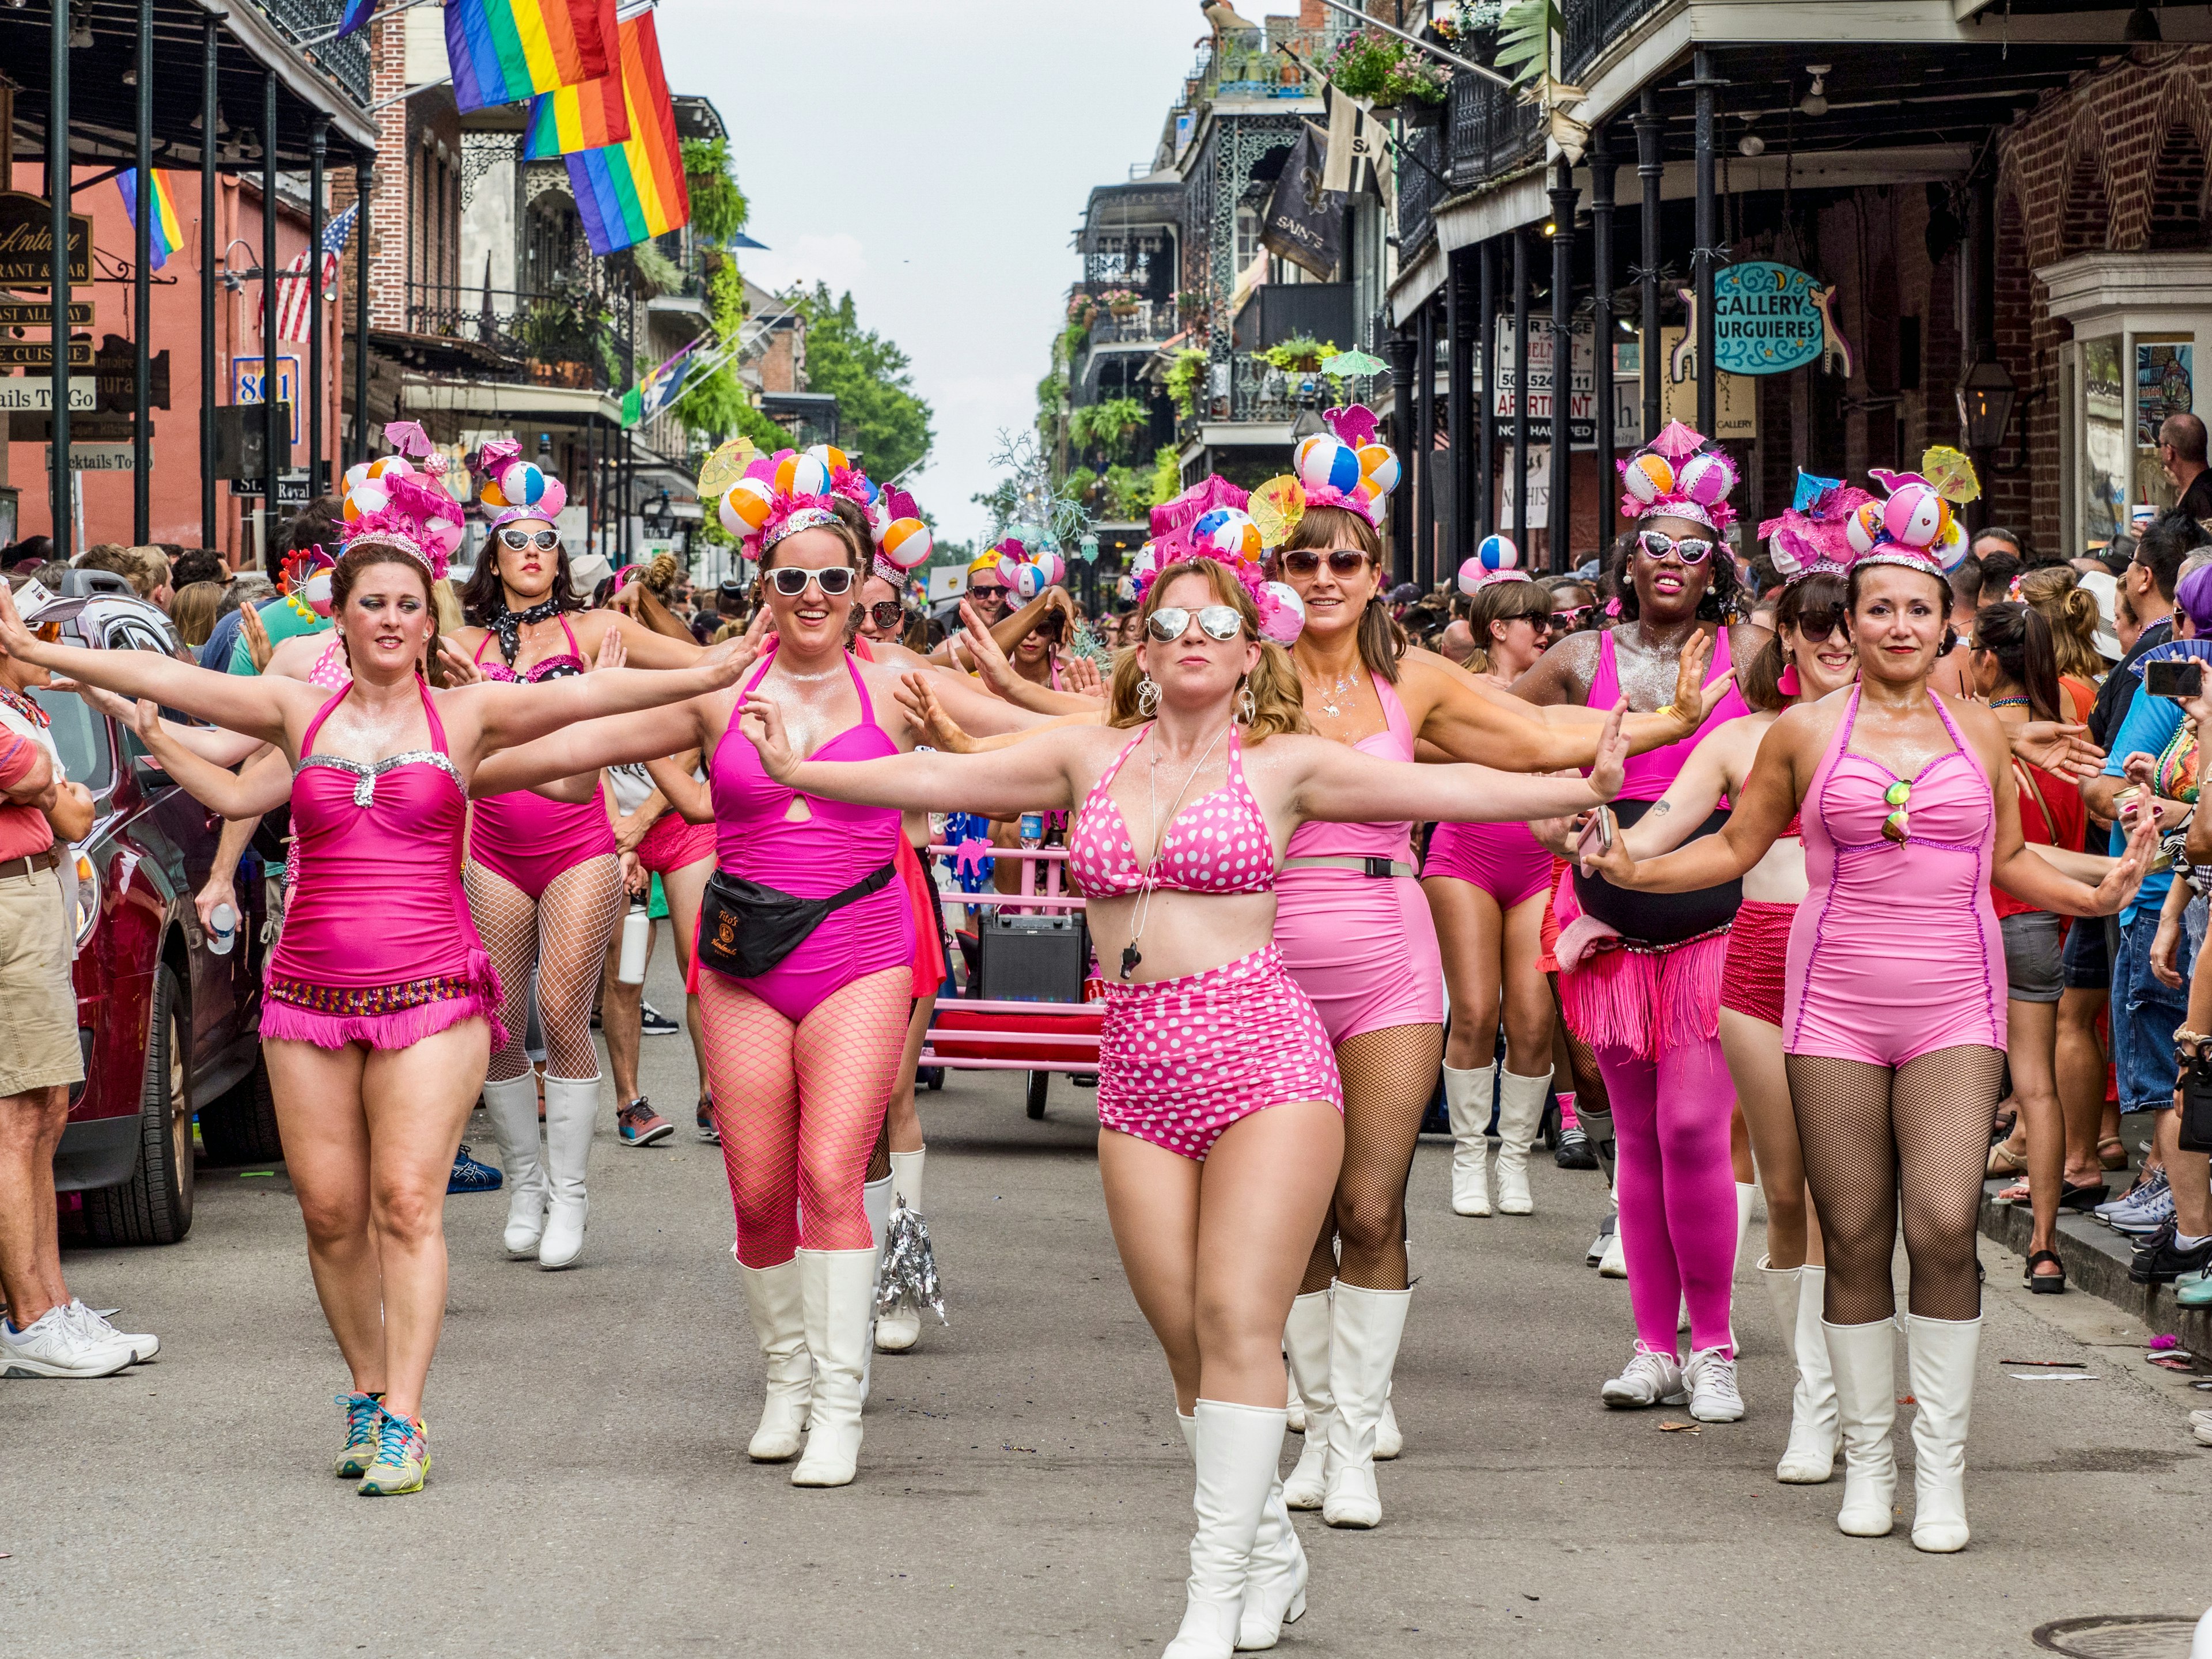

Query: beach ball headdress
left=467, top=435, right=570, bottom=535
left=1457, top=533, right=1528, bottom=596
left=1842, top=447, right=1980, bottom=579
left=988, top=537, right=1067, bottom=601
left=1248, top=405, right=1401, bottom=547
left=870, top=484, right=934, bottom=587
left=1758, top=471, right=1877, bottom=581
left=717, top=448, right=840, bottom=559
left=1617, top=420, right=1740, bottom=534
left=1134, top=475, right=1305, bottom=647
left=336, top=421, right=468, bottom=579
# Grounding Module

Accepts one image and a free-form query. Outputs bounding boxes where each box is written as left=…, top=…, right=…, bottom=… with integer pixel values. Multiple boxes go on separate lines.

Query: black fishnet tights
left=1783, top=1044, right=2003, bottom=1325
left=1300, top=1022, right=1446, bottom=1294
left=467, top=855, right=626, bottom=1084
left=1550, top=970, right=1615, bottom=1183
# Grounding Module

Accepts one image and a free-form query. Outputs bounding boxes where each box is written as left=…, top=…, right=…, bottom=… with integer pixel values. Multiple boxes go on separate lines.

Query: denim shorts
left=2061, top=909, right=2112, bottom=991
left=2111, top=907, right=2191, bottom=1113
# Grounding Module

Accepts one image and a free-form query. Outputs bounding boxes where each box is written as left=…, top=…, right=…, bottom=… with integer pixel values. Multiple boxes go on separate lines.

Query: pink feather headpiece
left=1130, top=475, right=1305, bottom=646
left=1758, top=473, right=1876, bottom=580
left=1618, top=420, right=1738, bottom=534
left=343, top=470, right=467, bottom=582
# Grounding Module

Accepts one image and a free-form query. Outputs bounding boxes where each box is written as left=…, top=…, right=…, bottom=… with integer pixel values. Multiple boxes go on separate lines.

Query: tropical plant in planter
left=1070, top=395, right=1150, bottom=463
left=1326, top=33, right=1449, bottom=109
left=1165, top=349, right=1211, bottom=419
left=1259, top=336, right=1340, bottom=374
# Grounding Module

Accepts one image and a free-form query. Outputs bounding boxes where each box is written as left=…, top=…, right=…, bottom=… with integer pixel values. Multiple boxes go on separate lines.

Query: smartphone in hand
left=2147, top=659, right=2204, bottom=700
left=1575, top=804, right=1615, bottom=863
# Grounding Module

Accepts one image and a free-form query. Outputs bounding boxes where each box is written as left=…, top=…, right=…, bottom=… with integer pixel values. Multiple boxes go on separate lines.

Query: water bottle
left=207, top=902, right=237, bottom=956
left=617, top=898, right=650, bottom=985
left=1018, top=811, right=1044, bottom=850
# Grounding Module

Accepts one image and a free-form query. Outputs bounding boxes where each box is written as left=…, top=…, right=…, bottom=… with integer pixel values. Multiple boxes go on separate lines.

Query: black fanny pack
left=698, top=863, right=897, bottom=980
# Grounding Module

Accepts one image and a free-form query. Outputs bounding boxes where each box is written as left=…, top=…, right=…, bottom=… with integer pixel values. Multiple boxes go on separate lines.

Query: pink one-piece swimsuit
left=466, top=616, right=619, bottom=901
left=1785, top=685, right=2006, bottom=1067
left=1274, top=672, right=1444, bottom=1045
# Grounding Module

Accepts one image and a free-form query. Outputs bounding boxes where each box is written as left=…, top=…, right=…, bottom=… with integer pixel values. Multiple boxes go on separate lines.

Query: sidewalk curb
left=1979, top=1178, right=2212, bottom=1370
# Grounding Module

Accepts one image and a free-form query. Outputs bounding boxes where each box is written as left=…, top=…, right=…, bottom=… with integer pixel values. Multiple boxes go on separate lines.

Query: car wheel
left=83, top=966, right=195, bottom=1247
left=198, top=1051, right=283, bottom=1166
left=1025, top=1070, right=1048, bottom=1121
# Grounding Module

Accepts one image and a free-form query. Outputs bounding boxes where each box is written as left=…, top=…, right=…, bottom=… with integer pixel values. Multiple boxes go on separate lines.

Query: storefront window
left=2136, top=339, right=2195, bottom=514
left=2082, top=335, right=2127, bottom=546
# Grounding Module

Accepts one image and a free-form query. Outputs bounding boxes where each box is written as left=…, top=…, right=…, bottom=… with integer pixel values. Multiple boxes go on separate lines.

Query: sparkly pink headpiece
left=1131, top=475, right=1305, bottom=646
left=334, top=421, right=470, bottom=581
left=1618, top=420, right=1738, bottom=535
left=1759, top=472, right=1876, bottom=581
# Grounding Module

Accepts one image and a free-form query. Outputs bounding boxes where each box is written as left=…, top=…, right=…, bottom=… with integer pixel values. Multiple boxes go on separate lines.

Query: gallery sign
left=1706, top=262, right=1830, bottom=376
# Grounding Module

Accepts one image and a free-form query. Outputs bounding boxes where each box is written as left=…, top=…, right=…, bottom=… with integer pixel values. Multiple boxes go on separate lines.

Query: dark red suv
left=35, top=581, right=275, bottom=1246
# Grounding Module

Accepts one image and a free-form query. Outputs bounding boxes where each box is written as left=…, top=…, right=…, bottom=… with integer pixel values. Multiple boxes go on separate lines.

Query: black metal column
left=1635, top=90, right=1663, bottom=444
left=1478, top=237, right=1497, bottom=541
left=1512, top=226, right=1530, bottom=558
left=132, top=0, right=152, bottom=542
left=1592, top=123, right=1618, bottom=553
left=1384, top=333, right=1417, bottom=585
left=200, top=14, right=218, bottom=549
left=1692, top=48, right=1719, bottom=438
left=1549, top=158, right=1577, bottom=574
left=353, top=163, right=372, bottom=469
left=1445, top=246, right=1474, bottom=579
left=1414, top=299, right=1435, bottom=590
left=49, top=0, right=71, bottom=551
left=262, top=71, right=279, bottom=563
left=1967, top=168, right=1998, bottom=536
left=309, top=117, right=327, bottom=505
left=584, top=416, right=597, bottom=555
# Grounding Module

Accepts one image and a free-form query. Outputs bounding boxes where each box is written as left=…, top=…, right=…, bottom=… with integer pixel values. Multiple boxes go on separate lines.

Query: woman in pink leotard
left=0, top=529, right=738, bottom=1497
left=1584, top=480, right=2152, bottom=1556
left=734, top=548, right=1629, bottom=1658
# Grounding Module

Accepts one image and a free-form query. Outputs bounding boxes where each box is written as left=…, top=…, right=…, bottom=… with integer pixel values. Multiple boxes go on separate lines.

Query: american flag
left=263, top=202, right=359, bottom=343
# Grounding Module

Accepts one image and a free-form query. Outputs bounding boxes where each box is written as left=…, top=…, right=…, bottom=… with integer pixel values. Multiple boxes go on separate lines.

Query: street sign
left=94, top=336, right=169, bottom=411
left=0, top=380, right=94, bottom=411
left=46, top=445, right=150, bottom=472
left=0, top=339, right=93, bottom=368
left=230, top=356, right=302, bottom=444
left=0, top=300, right=92, bottom=327
left=234, top=467, right=329, bottom=507
left=0, top=192, right=93, bottom=285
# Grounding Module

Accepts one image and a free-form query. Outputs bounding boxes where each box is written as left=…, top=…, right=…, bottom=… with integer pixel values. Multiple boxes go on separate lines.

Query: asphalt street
left=5, top=948, right=2211, bottom=1658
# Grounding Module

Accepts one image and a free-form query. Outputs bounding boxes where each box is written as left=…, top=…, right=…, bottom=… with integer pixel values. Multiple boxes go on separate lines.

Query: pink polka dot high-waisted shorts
left=1096, top=944, right=1343, bottom=1161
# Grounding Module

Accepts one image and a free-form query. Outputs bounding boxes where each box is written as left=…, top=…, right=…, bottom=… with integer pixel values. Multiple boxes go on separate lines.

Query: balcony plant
left=1258, top=336, right=1340, bottom=375
left=1097, top=287, right=1142, bottom=318
left=1325, top=33, right=1448, bottom=110
left=1067, top=292, right=1101, bottom=331
left=1070, top=395, right=1150, bottom=463
left=1165, top=348, right=1210, bottom=420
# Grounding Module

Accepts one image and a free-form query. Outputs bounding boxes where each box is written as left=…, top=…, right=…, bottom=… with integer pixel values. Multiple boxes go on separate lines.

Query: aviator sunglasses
left=767, top=565, right=856, bottom=598
left=865, top=599, right=906, bottom=632
left=498, top=527, right=560, bottom=552
left=1637, top=529, right=1716, bottom=565
left=1147, top=604, right=1245, bottom=643
left=1278, top=548, right=1370, bottom=578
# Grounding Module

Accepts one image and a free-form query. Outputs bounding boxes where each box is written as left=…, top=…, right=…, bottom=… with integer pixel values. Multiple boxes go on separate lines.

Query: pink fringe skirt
left=1558, top=927, right=1731, bottom=1060
left=260, top=949, right=506, bottom=1053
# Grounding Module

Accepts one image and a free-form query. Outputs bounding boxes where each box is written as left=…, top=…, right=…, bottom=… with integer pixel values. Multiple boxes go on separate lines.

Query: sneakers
left=2096, top=1166, right=2166, bottom=1223
left=1555, top=1095, right=1599, bottom=1169
left=446, top=1145, right=503, bottom=1194
left=2107, top=1179, right=2177, bottom=1237
left=2128, top=1221, right=2212, bottom=1285
left=1601, top=1344, right=1687, bottom=1408
left=1586, top=1210, right=1614, bottom=1268
left=639, top=1001, right=681, bottom=1036
left=68, top=1300, right=158, bottom=1362
left=0, top=1305, right=137, bottom=1378
left=616, top=1097, right=675, bottom=1147
left=696, top=1097, right=720, bottom=1144
left=2179, top=1268, right=2212, bottom=1309
left=334, top=1391, right=384, bottom=1478
left=1683, top=1347, right=1745, bottom=1422
left=357, top=1407, right=430, bottom=1495
left=1598, top=1220, right=1627, bottom=1279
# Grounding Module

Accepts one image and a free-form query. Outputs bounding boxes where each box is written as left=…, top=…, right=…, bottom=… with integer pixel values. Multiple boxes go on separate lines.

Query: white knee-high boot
left=1164, top=1400, right=1286, bottom=1659
left=736, top=1253, right=811, bottom=1461
left=1179, top=1407, right=1306, bottom=1653
left=1825, top=1319, right=1898, bottom=1537
left=1904, top=1314, right=1980, bottom=1553
left=790, top=1247, right=878, bottom=1487
left=1491, top=1070, right=1551, bottom=1216
left=859, top=1172, right=893, bottom=1398
left=876, top=1149, right=926, bottom=1354
left=1280, top=1289, right=1332, bottom=1509
left=1321, top=1282, right=1410, bottom=1528
left=1757, top=1257, right=1836, bottom=1483
left=1442, top=1063, right=1494, bottom=1217
left=537, top=1074, right=598, bottom=1269
left=481, top=1072, right=546, bottom=1258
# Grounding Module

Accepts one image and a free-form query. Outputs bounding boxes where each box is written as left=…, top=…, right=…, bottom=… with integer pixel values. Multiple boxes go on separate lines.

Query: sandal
left=2025, top=1249, right=2067, bottom=1294
left=1987, top=1141, right=2029, bottom=1177
left=2099, top=1134, right=2130, bottom=1172
left=2059, top=1180, right=2108, bottom=1212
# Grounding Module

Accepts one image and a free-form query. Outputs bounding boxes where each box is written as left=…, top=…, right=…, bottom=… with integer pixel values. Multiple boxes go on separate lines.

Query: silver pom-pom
left=875, top=1199, right=945, bottom=1326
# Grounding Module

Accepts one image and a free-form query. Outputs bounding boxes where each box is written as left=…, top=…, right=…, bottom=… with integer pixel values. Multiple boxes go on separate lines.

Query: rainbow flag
left=562, top=9, right=689, bottom=256
left=523, top=54, right=630, bottom=157
left=444, top=0, right=615, bottom=114
left=118, top=168, right=184, bottom=271
left=334, top=0, right=378, bottom=39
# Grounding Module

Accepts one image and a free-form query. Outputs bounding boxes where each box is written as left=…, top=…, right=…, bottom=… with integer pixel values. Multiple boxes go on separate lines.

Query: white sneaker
left=0, top=1306, right=137, bottom=1378
left=69, top=1300, right=157, bottom=1362
left=1598, top=1225, right=1627, bottom=1279
left=1683, top=1347, right=1745, bottom=1423
left=1600, top=1344, right=1685, bottom=1408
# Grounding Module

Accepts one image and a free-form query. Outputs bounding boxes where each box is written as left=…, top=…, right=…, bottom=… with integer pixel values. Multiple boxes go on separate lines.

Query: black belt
left=0, top=846, right=62, bottom=882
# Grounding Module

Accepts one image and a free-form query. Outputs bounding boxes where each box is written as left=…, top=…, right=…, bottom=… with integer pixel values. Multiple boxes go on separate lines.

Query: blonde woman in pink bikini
left=734, top=548, right=1630, bottom=1659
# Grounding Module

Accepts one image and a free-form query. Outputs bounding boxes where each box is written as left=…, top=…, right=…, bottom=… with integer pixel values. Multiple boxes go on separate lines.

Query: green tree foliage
left=790, top=283, right=933, bottom=482
left=672, top=253, right=752, bottom=442
left=680, top=138, right=751, bottom=248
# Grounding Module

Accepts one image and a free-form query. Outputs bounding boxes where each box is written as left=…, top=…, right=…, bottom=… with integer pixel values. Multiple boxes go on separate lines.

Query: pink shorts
left=635, top=811, right=717, bottom=874
left=1274, top=869, right=1442, bottom=1045
left=1098, top=945, right=1343, bottom=1162
left=1719, top=900, right=1796, bottom=1027
left=1423, top=819, right=1555, bottom=911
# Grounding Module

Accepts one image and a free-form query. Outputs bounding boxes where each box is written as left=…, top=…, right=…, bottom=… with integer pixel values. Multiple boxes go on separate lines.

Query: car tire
left=198, top=1051, right=283, bottom=1166
left=83, top=966, right=195, bottom=1247
left=1025, top=1070, right=1048, bottom=1120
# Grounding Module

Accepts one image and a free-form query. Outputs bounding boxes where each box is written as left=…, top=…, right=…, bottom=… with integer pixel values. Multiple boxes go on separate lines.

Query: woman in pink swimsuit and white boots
left=736, top=543, right=1630, bottom=1657
left=446, top=447, right=707, bottom=1270
left=0, top=518, right=739, bottom=1496
left=1583, top=468, right=2153, bottom=1552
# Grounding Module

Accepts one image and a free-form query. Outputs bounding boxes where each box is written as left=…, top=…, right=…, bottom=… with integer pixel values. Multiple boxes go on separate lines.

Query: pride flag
left=562, top=8, right=689, bottom=256
left=334, top=0, right=378, bottom=39
left=444, top=0, right=615, bottom=113
left=523, top=54, right=630, bottom=157
left=118, top=168, right=183, bottom=271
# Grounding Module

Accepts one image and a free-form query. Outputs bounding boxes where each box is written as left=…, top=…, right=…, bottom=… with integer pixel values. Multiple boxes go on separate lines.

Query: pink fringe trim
left=1559, top=929, right=1730, bottom=1060
left=259, top=952, right=506, bottom=1053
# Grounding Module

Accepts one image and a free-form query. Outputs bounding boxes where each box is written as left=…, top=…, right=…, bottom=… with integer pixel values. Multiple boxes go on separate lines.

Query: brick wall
left=366, top=14, right=409, bottom=331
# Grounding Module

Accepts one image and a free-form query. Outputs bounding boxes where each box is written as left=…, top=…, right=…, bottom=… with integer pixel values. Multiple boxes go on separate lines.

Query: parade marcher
left=733, top=538, right=1632, bottom=1656
left=0, top=501, right=741, bottom=1495
left=1581, top=467, right=2153, bottom=1551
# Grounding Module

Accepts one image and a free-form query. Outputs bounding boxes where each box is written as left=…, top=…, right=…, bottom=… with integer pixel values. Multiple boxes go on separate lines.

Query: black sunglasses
left=1279, top=548, right=1370, bottom=578
left=498, top=528, right=560, bottom=552
left=1793, top=608, right=1846, bottom=643
left=767, top=565, right=855, bottom=597
left=1549, top=605, right=1594, bottom=629
left=866, top=599, right=905, bottom=631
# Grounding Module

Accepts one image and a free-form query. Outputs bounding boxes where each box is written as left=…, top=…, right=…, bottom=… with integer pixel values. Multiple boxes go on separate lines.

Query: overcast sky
left=662, top=0, right=1304, bottom=552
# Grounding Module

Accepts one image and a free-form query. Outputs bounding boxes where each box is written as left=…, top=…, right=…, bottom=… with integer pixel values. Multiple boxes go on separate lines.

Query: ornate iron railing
left=1561, top=0, right=1668, bottom=85
left=404, top=282, right=635, bottom=391
left=250, top=0, right=373, bottom=109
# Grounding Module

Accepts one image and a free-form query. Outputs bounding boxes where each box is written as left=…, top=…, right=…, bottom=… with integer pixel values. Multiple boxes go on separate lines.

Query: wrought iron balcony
left=249, top=0, right=373, bottom=109
left=1561, top=0, right=1669, bottom=86
left=404, top=283, right=636, bottom=392
left=1190, top=24, right=1329, bottom=108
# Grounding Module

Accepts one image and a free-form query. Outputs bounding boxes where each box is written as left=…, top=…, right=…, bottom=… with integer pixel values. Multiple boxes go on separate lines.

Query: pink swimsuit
left=1785, top=687, right=2005, bottom=1067
left=467, top=617, right=619, bottom=901
left=260, top=679, right=503, bottom=1050
left=1423, top=821, right=1554, bottom=911
left=1274, top=673, right=1444, bottom=1044
left=703, top=645, right=914, bottom=1023
left=1068, top=724, right=1341, bottom=1160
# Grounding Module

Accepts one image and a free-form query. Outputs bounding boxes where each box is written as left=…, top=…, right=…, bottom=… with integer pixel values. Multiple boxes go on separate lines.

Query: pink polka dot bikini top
left=1067, top=724, right=1277, bottom=898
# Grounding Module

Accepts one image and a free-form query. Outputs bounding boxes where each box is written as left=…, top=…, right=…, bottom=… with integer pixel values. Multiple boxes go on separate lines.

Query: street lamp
left=1956, top=358, right=2018, bottom=453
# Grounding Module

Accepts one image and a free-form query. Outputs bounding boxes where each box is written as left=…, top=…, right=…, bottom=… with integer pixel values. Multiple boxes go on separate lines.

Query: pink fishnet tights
left=467, top=854, right=625, bottom=1084
left=699, top=965, right=911, bottom=1268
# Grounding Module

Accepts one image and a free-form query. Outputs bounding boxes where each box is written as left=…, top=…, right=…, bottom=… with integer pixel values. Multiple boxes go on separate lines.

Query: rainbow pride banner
left=522, top=50, right=630, bottom=157
left=562, top=8, right=688, bottom=256
left=444, top=0, right=615, bottom=113
left=118, top=168, right=183, bottom=271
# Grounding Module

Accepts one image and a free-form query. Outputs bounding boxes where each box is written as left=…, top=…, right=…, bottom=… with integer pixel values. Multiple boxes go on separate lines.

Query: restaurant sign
left=1710, top=262, right=1828, bottom=376
left=0, top=192, right=92, bottom=286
